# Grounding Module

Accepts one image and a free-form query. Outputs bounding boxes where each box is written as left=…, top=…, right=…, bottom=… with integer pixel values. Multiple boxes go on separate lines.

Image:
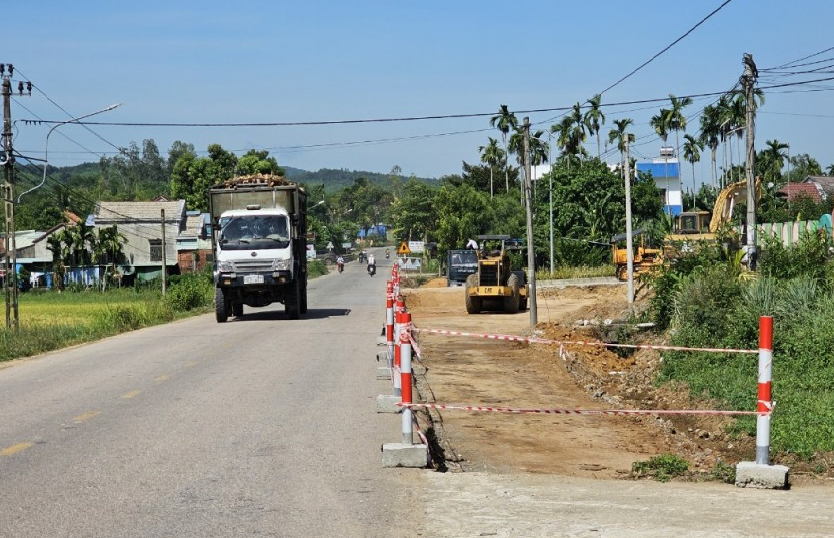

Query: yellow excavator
left=612, top=178, right=760, bottom=280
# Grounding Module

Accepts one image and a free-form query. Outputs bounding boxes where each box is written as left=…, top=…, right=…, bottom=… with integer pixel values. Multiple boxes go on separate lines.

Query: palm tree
left=760, top=139, right=789, bottom=185
left=682, top=134, right=703, bottom=208
left=550, top=104, right=587, bottom=161
left=608, top=118, right=635, bottom=179
left=667, top=94, right=692, bottom=162
left=827, top=163, right=834, bottom=177
left=478, top=137, right=505, bottom=198
left=583, top=94, right=605, bottom=159
left=650, top=110, right=670, bottom=146
left=489, top=104, right=518, bottom=193
left=699, top=104, right=721, bottom=187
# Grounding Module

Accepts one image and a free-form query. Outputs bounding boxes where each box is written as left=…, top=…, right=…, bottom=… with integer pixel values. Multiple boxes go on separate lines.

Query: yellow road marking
left=155, top=374, right=169, bottom=382
left=121, top=390, right=142, bottom=399
left=0, top=442, right=33, bottom=456
left=73, top=410, right=101, bottom=423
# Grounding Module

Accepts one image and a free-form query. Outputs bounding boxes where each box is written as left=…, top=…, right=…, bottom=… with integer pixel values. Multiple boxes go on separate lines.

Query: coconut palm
left=478, top=137, right=505, bottom=198
left=682, top=134, right=703, bottom=208
left=827, top=163, right=834, bottom=176
left=489, top=104, right=518, bottom=193
left=583, top=94, right=605, bottom=158
left=550, top=104, right=587, bottom=160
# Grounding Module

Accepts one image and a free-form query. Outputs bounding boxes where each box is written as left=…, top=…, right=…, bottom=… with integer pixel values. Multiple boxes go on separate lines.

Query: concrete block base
left=376, top=367, right=391, bottom=380
left=376, top=351, right=388, bottom=363
left=382, top=442, right=429, bottom=468
left=376, top=395, right=402, bottom=413
left=735, top=461, right=790, bottom=489
left=376, top=336, right=387, bottom=346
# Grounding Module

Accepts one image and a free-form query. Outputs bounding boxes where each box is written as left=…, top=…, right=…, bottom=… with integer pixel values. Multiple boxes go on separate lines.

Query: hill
left=283, top=166, right=438, bottom=193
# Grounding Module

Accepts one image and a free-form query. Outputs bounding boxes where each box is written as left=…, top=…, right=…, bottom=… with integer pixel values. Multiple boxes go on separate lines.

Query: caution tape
left=413, top=327, right=758, bottom=355
left=398, top=402, right=768, bottom=417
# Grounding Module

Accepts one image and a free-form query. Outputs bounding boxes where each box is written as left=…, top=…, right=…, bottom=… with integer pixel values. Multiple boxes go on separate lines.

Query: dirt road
left=402, top=281, right=833, bottom=537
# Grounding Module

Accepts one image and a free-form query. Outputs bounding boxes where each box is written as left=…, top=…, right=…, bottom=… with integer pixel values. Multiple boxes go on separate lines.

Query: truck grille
left=233, top=259, right=274, bottom=272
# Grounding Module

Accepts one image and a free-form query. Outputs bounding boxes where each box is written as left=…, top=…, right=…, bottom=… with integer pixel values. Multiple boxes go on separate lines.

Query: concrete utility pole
left=161, top=209, right=167, bottom=295
left=742, top=53, right=758, bottom=270
left=1, top=63, right=29, bottom=330
left=624, top=138, right=634, bottom=305
left=522, top=117, right=537, bottom=325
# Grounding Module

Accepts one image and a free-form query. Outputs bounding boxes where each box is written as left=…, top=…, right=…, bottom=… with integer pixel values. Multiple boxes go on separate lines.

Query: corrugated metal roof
left=96, top=201, right=185, bottom=221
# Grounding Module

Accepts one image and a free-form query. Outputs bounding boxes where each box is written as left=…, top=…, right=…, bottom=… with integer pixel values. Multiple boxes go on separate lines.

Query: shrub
left=165, top=272, right=213, bottom=312
left=631, top=454, right=689, bottom=482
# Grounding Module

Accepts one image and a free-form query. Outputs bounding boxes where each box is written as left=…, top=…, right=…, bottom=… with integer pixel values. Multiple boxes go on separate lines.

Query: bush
left=165, top=272, right=213, bottom=312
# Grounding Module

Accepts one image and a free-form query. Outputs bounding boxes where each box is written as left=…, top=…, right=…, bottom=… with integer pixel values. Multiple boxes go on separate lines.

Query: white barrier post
left=756, top=315, right=773, bottom=465
left=401, top=312, right=413, bottom=445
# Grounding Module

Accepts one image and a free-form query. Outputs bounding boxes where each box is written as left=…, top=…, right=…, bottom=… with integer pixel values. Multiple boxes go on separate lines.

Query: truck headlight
left=272, top=259, right=291, bottom=271
left=218, top=261, right=235, bottom=272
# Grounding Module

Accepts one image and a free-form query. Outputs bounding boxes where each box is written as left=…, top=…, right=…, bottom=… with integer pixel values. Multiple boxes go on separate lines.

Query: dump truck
left=209, top=174, right=308, bottom=322
left=464, top=235, right=528, bottom=314
left=446, top=249, right=479, bottom=287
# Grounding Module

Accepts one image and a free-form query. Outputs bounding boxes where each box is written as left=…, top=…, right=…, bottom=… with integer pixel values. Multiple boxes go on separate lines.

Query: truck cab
left=446, top=249, right=479, bottom=287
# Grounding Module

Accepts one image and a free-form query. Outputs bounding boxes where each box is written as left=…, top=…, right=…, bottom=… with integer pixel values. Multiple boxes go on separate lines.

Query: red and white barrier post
left=757, top=315, right=774, bottom=465
left=392, top=297, right=405, bottom=397
left=401, top=312, right=414, bottom=445
left=386, top=280, right=394, bottom=368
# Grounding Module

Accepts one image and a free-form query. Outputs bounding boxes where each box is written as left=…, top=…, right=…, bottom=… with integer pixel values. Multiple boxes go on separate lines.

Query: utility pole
left=742, top=53, right=758, bottom=270
left=1, top=64, right=29, bottom=330
left=522, top=117, right=537, bottom=325
left=161, top=209, right=167, bottom=295
left=624, top=138, right=634, bottom=305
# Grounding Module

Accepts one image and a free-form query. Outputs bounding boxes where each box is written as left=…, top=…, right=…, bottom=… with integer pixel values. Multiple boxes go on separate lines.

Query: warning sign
left=397, top=241, right=411, bottom=255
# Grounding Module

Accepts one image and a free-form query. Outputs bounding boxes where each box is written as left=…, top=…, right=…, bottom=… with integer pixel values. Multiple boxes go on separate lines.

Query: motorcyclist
left=385, top=248, right=390, bottom=259
left=336, top=255, right=345, bottom=273
left=367, top=253, right=376, bottom=276
left=359, top=250, right=366, bottom=263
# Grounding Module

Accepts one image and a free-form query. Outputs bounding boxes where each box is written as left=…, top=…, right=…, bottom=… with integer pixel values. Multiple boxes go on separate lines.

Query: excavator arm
left=708, top=177, right=761, bottom=233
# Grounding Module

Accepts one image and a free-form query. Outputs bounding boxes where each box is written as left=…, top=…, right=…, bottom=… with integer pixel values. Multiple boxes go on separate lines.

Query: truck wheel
left=464, top=274, right=481, bottom=314
left=285, top=279, right=301, bottom=320
left=215, top=288, right=229, bottom=323
left=504, top=274, right=521, bottom=314
left=232, top=302, right=243, bottom=317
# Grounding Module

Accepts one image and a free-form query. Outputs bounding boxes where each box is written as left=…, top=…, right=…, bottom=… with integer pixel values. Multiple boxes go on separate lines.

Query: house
left=94, top=200, right=186, bottom=283
left=176, top=211, right=213, bottom=274
left=636, top=146, right=682, bottom=216
left=802, top=175, right=834, bottom=199
left=777, top=182, right=824, bottom=203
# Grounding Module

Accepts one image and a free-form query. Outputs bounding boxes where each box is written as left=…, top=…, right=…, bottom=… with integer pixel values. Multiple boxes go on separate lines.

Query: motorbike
left=385, top=250, right=390, bottom=259
left=367, top=263, right=376, bottom=277
left=337, top=261, right=344, bottom=273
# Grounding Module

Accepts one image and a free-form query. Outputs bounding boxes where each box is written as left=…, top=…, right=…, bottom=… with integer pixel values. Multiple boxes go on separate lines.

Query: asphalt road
left=0, top=252, right=422, bottom=537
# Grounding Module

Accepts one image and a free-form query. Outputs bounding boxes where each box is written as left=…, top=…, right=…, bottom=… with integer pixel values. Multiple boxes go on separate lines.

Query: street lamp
left=18, top=103, right=122, bottom=202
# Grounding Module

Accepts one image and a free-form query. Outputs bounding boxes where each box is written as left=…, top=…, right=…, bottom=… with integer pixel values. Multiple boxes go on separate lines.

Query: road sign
left=397, top=241, right=411, bottom=255
left=407, top=240, right=424, bottom=253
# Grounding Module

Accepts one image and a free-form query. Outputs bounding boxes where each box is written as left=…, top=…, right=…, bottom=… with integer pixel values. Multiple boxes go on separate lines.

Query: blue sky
left=5, top=1, right=834, bottom=186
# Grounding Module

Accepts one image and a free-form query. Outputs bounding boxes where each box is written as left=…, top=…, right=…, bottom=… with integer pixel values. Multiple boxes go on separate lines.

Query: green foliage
left=307, top=259, right=327, bottom=277
left=165, top=271, right=213, bottom=311
left=631, top=454, right=689, bottom=482
left=710, top=460, right=736, bottom=483
left=758, top=229, right=834, bottom=281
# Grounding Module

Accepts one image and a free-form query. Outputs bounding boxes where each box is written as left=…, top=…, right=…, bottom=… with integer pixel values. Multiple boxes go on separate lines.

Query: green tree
left=235, top=149, right=283, bottom=176
left=699, top=104, right=721, bottom=187
left=390, top=180, right=438, bottom=242
left=608, top=118, right=635, bottom=177
left=667, top=94, right=692, bottom=162
left=479, top=137, right=504, bottom=198
left=489, top=104, right=518, bottom=193
left=757, top=139, right=789, bottom=186
left=583, top=94, right=605, bottom=159
left=682, top=134, right=703, bottom=207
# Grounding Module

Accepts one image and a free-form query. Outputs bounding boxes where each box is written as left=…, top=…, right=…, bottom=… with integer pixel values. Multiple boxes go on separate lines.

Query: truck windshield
left=220, top=215, right=290, bottom=250
left=450, top=251, right=478, bottom=266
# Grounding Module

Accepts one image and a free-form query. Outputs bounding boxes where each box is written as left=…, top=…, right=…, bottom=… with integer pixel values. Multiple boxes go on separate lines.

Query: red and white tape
left=413, top=327, right=758, bottom=355
left=398, top=402, right=769, bottom=417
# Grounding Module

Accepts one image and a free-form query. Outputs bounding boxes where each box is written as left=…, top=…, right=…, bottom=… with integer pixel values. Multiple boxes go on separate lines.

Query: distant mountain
left=283, top=166, right=438, bottom=193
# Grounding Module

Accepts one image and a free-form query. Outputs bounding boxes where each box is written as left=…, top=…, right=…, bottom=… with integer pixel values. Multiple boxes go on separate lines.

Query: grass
left=536, top=264, right=616, bottom=280
left=631, top=454, right=690, bottom=482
